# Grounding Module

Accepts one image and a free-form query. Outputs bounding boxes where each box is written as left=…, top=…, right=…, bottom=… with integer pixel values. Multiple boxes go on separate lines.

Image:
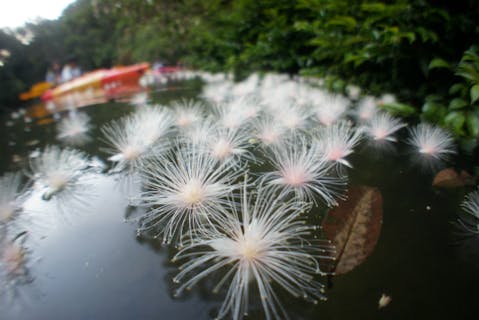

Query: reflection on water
left=0, top=231, right=34, bottom=306
left=0, top=77, right=478, bottom=319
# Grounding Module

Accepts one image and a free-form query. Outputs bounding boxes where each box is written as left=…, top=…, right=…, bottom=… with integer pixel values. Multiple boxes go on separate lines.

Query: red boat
left=41, top=62, right=150, bottom=101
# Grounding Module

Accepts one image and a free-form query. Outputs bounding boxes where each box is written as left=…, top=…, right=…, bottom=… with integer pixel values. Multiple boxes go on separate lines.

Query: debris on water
left=378, top=293, right=392, bottom=308
left=12, top=155, right=22, bottom=163
left=26, top=140, right=40, bottom=147
left=29, top=149, right=41, bottom=159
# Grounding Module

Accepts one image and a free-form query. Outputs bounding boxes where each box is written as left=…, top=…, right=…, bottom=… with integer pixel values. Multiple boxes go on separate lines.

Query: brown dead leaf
left=432, top=168, right=475, bottom=188
left=322, top=186, right=383, bottom=275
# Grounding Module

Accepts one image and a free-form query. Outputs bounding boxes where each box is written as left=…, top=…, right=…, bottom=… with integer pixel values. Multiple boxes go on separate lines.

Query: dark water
left=1, top=80, right=478, bottom=320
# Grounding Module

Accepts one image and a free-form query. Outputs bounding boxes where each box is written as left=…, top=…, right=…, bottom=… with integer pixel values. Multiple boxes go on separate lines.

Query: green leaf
left=460, top=138, right=478, bottom=154
left=449, top=83, right=465, bottom=95
left=293, top=21, right=311, bottom=31
left=326, top=16, right=357, bottom=30
left=444, top=111, right=466, bottom=135
left=360, top=3, right=386, bottom=12
left=381, top=103, right=416, bottom=116
left=425, top=94, right=443, bottom=102
left=466, top=114, right=479, bottom=137
left=428, top=58, right=451, bottom=70
left=470, top=84, right=479, bottom=103
left=421, top=101, right=446, bottom=123
left=402, top=32, right=416, bottom=43
left=449, top=98, right=468, bottom=110
left=332, top=79, right=345, bottom=92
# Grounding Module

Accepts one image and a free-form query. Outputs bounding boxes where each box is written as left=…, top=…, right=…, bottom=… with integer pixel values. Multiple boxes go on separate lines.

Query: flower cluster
left=1, top=71, right=460, bottom=319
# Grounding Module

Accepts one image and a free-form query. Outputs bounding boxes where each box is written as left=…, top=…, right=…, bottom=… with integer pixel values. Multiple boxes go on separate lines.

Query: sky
left=0, top=0, right=76, bottom=29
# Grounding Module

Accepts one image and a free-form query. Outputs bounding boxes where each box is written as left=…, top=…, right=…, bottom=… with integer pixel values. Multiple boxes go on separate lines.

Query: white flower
left=180, top=118, right=216, bottom=146
left=208, top=127, right=255, bottom=165
left=56, top=111, right=91, bottom=145
left=171, top=99, right=204, bottom=130
left=173, top=180, right=332, bottom=320
left=273, top=104, right=311, bottom=132
left=29, top=146, right=92, bottom=200
left=231, top=74, right=260, bottom=97
left=262, top=135, right=347, bottom=207
left=462, top=188, right=479, bottom=219
left=214, top=97, right=258, bottom=131
left=378, top=93, right=396, bottom=106
left=252, top=115, right=287, bottom=147
left=313, top=94, right=349, bottom=126
left=355, top=96, right=379, bottom=122
left=346, top=84, right=361, bottom=100
left=317, top=121, right=363, bottom=168
left=363, top=112, right=406, bottom=143
left=101, top=106, right=173, bottom=172
left=135, top=143, right=241, bottom=244
left=202, top=81, right=233, bottom=104
left=407, top=123, right=455, bottom=164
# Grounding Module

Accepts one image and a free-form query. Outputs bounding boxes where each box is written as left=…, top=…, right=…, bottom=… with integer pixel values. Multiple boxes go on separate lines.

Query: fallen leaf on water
left=322, top=185, right=383, bottom=275
left=378, top=293, right=392, bottom=309
left=432, top=168, right=475, bottom=188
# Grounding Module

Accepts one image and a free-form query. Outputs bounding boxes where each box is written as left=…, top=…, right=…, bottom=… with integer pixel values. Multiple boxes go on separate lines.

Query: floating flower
left=135, top=143, right=241, bottom=244
left=462, top=188, right=479, bottom=219
left=262, top=135, right=347, bottom=207
left=346, top=84, right=361, bottom=100
left=355, top=96, right=378, bottom=122
left=29, top=146, right=92, bottom=200
left=252, top=115, right=287, bottom=147
left=363, top=112, right=406, bottom=143
left=207, top=127, right=255, bottom=166
left=56, top=111, right=92, bottom=145
left=407, top=123, right=455, bottom=166
left=377, top=93, right=396, bottom=106
left=102, top=106, right=173, bottom=173
left=180, top=118, right=216, bottom=146
left=202, top=81, right=233, bottom=104
left=273, top=104, right=311, bottom=132
left=317, top=121, right=363, bottom=168
left=214, top=98, right=256, bottom=131
left=313, top=94, right=349, bottom=126
left=173, top=180, right=332, bottom=320
left=171, top=99, right=204, bottom=130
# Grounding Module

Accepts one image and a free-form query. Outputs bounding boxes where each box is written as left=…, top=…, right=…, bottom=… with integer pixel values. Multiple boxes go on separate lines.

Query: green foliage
left=380, top=103, right=416, bottom=117
left=423, top=46, right=479, bottom=151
